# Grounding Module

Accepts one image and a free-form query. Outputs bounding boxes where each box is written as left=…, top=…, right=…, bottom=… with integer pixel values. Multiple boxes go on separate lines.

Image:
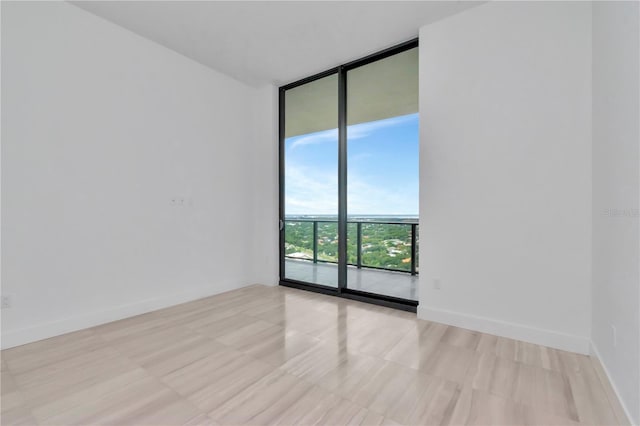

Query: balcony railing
left=284, top=219, right=419, bottom=275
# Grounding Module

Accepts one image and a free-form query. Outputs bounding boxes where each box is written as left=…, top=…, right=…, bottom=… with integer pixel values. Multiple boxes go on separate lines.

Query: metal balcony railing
left=284, top=219, right=419, bottom=275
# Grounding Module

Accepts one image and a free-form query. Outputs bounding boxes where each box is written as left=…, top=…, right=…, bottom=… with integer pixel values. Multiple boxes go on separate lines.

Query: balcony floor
left=284, top=259, right=418, bottom=301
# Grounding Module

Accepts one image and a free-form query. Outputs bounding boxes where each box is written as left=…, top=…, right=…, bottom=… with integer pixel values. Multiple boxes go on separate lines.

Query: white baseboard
left=590, top=341, right=636, bottom=426
left=417, top=306, right=590, bottom=354
left=1, top=282, right=246, bottom=350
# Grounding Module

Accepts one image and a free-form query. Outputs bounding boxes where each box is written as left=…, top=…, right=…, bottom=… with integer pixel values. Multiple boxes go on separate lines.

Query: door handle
left=279, top=220, right=284, bottom=231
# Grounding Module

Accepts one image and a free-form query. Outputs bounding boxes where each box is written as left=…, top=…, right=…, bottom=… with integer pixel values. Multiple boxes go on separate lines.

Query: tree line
left=284, top=221, right=418, bottom=272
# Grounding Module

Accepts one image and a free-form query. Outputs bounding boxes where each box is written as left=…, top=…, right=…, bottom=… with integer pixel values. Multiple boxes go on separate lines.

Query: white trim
left=0, top=283, right=244, bottom=350
left=417, top=306, right=590, bottom=354
left=590, top=341, right=637, bottom=426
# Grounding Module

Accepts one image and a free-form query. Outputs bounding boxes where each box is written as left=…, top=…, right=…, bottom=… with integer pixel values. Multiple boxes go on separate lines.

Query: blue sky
left=285, top=113, right=418, bottom=216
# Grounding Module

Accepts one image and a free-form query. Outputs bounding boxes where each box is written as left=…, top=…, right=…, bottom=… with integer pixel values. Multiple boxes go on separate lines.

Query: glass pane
left=283, top=74, right=338, bottom=287
left=360, top=223, right=412, bottom=272
left=346, top=48, right=419, bottom=300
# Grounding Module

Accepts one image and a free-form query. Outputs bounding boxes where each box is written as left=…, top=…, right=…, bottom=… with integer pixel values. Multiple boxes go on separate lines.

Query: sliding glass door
left=280, top=40, right=418, bottom=309
left=281, top=73, right=339, bottom=288
left=346, top=47, right=419, bottom=300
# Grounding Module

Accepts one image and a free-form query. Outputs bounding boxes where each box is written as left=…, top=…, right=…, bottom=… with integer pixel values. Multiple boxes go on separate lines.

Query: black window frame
left=278, top=38, right=419, bottom=312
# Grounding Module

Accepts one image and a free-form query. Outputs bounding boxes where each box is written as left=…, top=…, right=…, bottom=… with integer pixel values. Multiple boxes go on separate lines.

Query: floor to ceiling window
left=280, top=40, right=419, bottom=311
left=282, top=73, right=339, bottom=288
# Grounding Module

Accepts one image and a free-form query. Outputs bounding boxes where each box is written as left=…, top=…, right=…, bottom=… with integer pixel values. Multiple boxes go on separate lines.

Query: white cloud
left=285, top=163, right=338, bottom=215
left=288, top=114, right=416, bottom=151
left=347, top=175, right=418, bottom=215
left=347, top=114, right=416, bottom=141
left=289, top=128, right=338, bottom=150
left=285, top=162, right=417, bottom=216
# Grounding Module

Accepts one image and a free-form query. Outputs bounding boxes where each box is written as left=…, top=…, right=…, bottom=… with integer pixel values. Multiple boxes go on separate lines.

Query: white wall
left=418, top=1, right=593, bottom=353
left=247, top=85, right=279, bottom=287
left=591, top=1, right=640, bottom=423
left=1, top=1, right=258, bottom=348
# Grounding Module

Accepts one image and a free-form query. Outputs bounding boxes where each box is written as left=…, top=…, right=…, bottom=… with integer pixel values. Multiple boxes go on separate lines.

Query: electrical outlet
left=170, top=197, right=189, bottom=207
left=611, top=325, right=617, bottom=347
left=1, top=295, right=12, bottom=309
left=433, top=278, right=441, bottom=290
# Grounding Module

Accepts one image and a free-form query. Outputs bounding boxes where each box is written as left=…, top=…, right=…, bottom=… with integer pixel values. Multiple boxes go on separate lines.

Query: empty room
left=1, top=1, right=639, bottom=425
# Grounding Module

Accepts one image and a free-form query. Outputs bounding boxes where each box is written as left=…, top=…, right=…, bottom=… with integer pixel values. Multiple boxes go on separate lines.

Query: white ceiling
left=71, top=1, right=481, bottom=87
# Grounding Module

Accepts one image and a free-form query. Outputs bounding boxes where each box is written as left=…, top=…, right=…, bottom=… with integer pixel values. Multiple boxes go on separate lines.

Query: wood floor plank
left=278, top=339, right=353, bottom=384
left=440, top=326, right=481, bottom=350
left=223, top=325, right=321, bottom=367
left=268, top=385, right=337, bottom=426
left=384, top=373, right=460, bottom=425
left=565, top=355, right=619, bottom=425
left=131, top=335, right=228, bottom=377
left=15, top=347, right=140, bottom=408
left=208, top=369, right=313, bottom=425
left=0, top=405, right=38, bottom=426
left=3, top=329, right=107, bottom=375
left=42, top=375, right=198, bottom=425
left=417, top=341, right=476, bottom=383
left=1, top=369, right=37, bottom=426
left=590, top=354, right=632, bottom=426
left=162, top=349, right=276, bottom=415
left=30, top=368, right=149, bottom=422
left=187, top=312, right=268, bottom=340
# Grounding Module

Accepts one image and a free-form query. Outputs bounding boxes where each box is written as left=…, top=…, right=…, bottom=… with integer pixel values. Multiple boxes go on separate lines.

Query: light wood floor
left=1, top=285, right=627, bottom=425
